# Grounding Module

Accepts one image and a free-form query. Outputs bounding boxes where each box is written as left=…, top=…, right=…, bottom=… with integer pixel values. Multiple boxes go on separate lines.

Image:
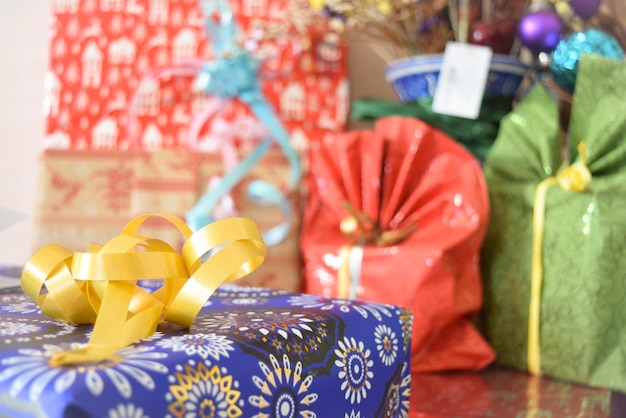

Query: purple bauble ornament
left=518, top=10, right=563, bottom=54
left=569, top=0, right=601, bottom=19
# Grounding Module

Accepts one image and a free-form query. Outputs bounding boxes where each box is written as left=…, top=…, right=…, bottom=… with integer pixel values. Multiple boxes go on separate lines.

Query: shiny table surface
left=410, top=364, right=622, bottom=417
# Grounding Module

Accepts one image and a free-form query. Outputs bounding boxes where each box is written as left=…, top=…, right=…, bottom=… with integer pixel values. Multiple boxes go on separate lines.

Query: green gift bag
left=481, top=54, right=626, bottom=392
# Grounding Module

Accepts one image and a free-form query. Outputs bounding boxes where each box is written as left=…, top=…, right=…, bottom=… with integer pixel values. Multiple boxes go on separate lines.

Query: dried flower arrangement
left=271, top=0, right=623, bottom=65
left=238, top=0, right=625, bottom=107
left=304, top=0, right=529, bottom=61
left=313, top=0, right=453, bottom=57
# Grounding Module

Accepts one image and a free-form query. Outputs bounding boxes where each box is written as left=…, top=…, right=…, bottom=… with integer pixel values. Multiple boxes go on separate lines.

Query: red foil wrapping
left=301, top=116, right=495, bottom=373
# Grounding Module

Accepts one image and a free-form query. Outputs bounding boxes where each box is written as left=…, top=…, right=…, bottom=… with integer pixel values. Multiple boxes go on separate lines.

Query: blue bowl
left=385, top=54, right=529, bottom=103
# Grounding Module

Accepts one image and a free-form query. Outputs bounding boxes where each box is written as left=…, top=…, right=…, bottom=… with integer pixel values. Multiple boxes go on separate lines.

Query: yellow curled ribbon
left=528, top=142, right=591, bottom=375
left=21, top=213, right=266, bottom=366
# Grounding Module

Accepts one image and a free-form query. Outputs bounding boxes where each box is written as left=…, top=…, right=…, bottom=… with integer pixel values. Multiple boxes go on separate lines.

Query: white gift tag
left=432, top=42, right=493, bottom=120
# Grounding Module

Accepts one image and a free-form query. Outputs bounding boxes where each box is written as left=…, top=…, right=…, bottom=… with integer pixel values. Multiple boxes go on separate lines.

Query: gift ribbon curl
left=337, top=202, right=418, bottom=299
left=186, top=0, right=301, bottom=242
left=529, top=141, right=591, bottom=375
left=339, top=202, right=418, bottom=247
left=21, top=213, right=266, bottom=367
left=127, top=0, right=302, bottom=247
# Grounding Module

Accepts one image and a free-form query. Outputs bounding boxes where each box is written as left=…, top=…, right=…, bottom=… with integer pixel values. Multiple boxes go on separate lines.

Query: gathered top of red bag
left=306, top=115, right=490, bottom=248
left=339, top=201, right=418, bottom=246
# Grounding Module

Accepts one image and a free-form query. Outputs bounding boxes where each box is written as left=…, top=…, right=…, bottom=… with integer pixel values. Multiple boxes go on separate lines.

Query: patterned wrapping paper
left=0, top=283, right=413, bottom=418
left=34, top=148, right=302, bottom=291
left=36, top=0, right=349, bottom=293
left=481, top=55, right=626, bottom=392
left=45, top=0, right=349, bottom=151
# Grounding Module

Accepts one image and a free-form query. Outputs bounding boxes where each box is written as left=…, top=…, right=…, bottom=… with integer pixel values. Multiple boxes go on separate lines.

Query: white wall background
left=0, top=1, right=396, bottom=267
left=0, top=1, right=50, bottom=266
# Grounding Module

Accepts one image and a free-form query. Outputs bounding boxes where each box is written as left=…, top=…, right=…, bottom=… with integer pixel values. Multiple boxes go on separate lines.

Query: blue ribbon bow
left=186, top=0, right=302, bottom=246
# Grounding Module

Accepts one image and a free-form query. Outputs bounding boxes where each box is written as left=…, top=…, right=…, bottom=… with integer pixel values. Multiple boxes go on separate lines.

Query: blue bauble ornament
left=551, top=29, right=624, bottom=93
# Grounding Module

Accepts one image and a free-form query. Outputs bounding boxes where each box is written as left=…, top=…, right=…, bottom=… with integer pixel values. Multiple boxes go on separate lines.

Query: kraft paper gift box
left=0, top=215, right=413, bottom=418
left=34, top=148, right=302, bottom=291
left=35, top=0, right=350, bottom=291
left=481, top=55, right=626, bottom=392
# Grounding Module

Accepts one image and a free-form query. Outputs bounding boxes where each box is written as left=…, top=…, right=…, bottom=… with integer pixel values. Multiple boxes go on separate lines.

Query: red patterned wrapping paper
left=301, top=116, right=495, bottom=373
left=44, top=0, right=348, bottom=152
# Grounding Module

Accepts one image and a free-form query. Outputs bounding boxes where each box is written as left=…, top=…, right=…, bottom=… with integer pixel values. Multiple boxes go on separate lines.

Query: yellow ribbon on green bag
left=528, top=142, right=591, bottom=375
left=21, top=213, right=266, bottom=366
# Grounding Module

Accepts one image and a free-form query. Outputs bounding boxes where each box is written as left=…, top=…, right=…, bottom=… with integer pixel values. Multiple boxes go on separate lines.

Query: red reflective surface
left=410, top=365, right=621, bottom=417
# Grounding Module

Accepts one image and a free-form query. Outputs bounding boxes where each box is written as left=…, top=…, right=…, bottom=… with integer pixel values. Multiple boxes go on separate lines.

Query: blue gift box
left=0, top=281, right=413, bottom=417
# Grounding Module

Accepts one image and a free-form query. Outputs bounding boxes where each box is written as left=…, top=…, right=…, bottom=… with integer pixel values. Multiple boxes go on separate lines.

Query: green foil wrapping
left=481, top=55, right=626, bottom=392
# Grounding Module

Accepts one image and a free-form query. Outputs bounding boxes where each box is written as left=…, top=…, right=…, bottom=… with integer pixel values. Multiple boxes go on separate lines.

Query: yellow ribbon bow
left=528, top=141, right=591, bottom=375
left=21, top=213, right=266, bottom=366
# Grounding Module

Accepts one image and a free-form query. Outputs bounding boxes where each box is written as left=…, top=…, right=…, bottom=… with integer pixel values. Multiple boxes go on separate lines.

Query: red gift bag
left=301, top=116, right=495, bottom=372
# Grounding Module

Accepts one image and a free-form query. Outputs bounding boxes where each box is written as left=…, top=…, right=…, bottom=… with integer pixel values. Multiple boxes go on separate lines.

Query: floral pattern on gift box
left=0, top=300, right=40, bottom=315
left=379, top=362, right=411, bottom=418
left=287, top=293, right=395, bottom=321
left=0, top=345, right=169, bottom=400
left=248, top=353, right=318, bottom=418
left=165, top=359, right=244, bottom=418
left=105, top=403, right=150, bottom=418
left=335, top=336, right=374, bottom=404
left=156, top=333, right=236, bottom=360
left=374, top=324, right=398, bottom=367
left=0, top=317, right=76, bottom=345
left=0, top=284, right=412, bottom=417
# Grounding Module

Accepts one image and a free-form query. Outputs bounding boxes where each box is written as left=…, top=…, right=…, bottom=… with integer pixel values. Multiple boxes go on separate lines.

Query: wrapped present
left=34, top=0, right=349, bottom=291
left=34, top=148, right=302, bottom=291
left=301, top=116, right=495, bottom=373
left=350, top=95, right=515, bottom=164
left=481, top=55, right=626, bottom=391
left=0, top=286, right=412, bottom=417
left=45, top=0, right=348, bottom=152
left=0, top=214, right=413, bottom=417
